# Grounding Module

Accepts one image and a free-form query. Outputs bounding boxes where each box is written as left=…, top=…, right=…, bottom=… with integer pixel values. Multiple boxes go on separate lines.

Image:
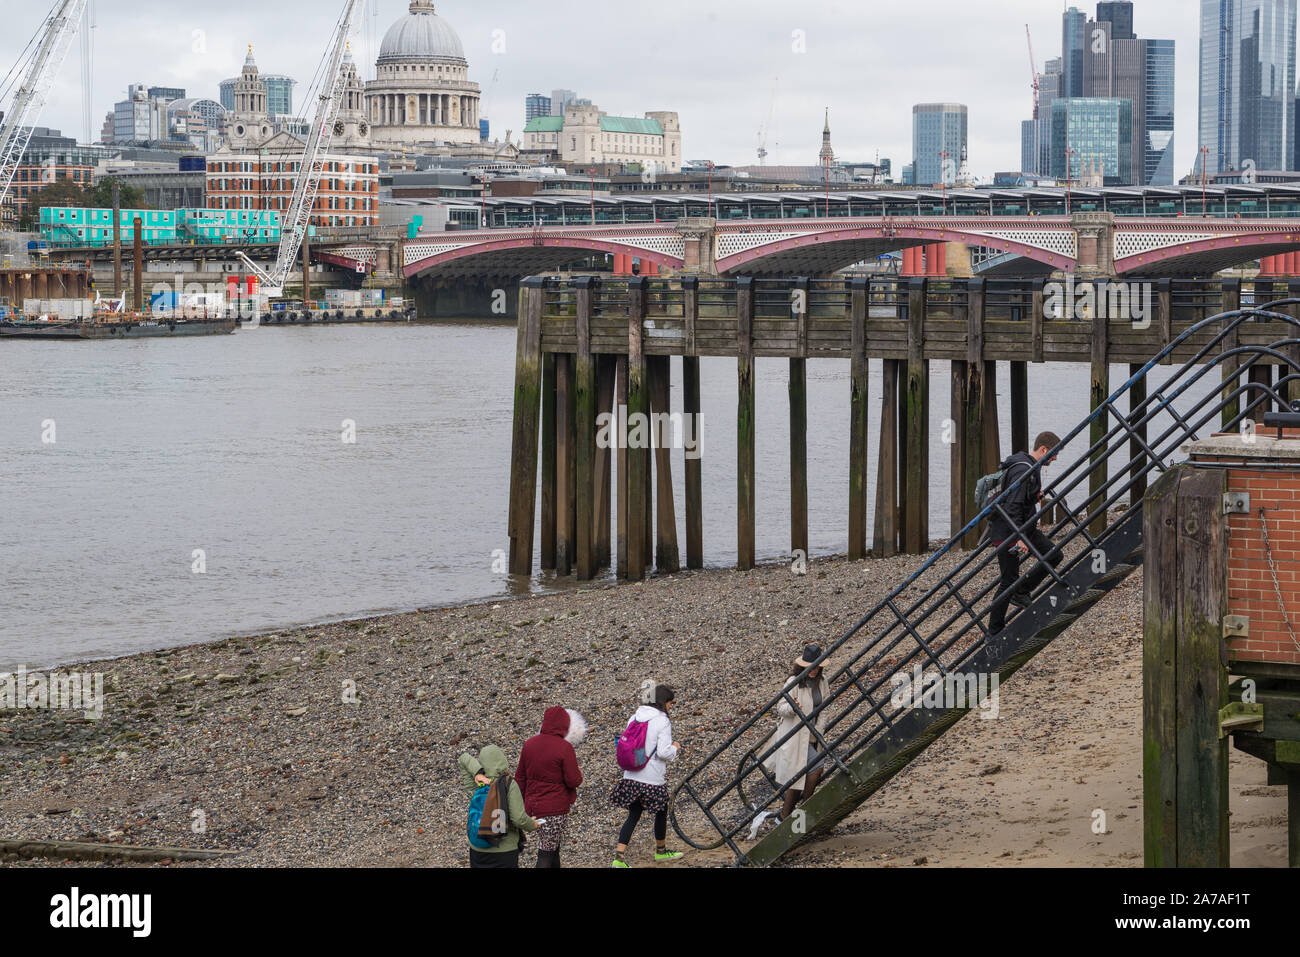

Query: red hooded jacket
left=515, top=706, right=584, bottom=817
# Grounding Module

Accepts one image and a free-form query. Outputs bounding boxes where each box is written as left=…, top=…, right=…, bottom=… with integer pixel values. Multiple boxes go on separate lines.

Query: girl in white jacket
left=609, top=685, right=684, bottom=867
left=762, top=645, right=832, bottom=824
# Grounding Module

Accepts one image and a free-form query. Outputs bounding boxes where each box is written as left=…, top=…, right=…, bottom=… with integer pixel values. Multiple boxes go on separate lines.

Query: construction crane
left=1025, top=24, right=1040, bottom=118
left=756, top=76, right=778, bottom=166
left=0, top=0, right=90, bottom=208
left=237, top=0, right=365, bottom=297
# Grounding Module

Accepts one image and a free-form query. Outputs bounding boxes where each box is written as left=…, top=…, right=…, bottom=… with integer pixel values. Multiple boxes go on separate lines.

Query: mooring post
left=904, top=278, right=928, bottom=554
left=1221, top=278, right=1242, bottom=429
left=1157, top=278, right=1173, bottom=365
left=595, top=355, right=616, bottom=569
left=982, top=360, right=1000, bottom=473
left=962, top=278, right=987, bottom=550
left=540, top=351, right=557, bottom=572
left=574, top=277, right=597, bottom=580
left=1143, top=466, right=1230, bottom=867
left=1089, top=298, right=1110, bottom=538
left=1030, top=277, right=1045, bottom=363
left=507, top=278, right=545, bottom=576
left=627, top=278, right=649, bottom=581
left=616, top=354, right=629, bottom=578
left=848, top=276, right=868, bottom=560
left=737, top=276, right=756, bottom=571
left=874, top=358, right=900, bottom=557
left=950, top=358, right=968, bottom=543
left=649, top=355, right=681, bottom=573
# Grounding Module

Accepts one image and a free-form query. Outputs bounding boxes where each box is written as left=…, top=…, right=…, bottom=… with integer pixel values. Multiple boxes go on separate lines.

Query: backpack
left=615, top=717, right=656, bottom=771
left=974, top=470, right=1005, bottom=511
left=467, top=775, right=510, bottom=849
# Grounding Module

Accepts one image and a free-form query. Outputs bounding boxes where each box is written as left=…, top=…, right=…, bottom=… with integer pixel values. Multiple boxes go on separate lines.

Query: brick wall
left=1225, top=467, right=1300, bottom=666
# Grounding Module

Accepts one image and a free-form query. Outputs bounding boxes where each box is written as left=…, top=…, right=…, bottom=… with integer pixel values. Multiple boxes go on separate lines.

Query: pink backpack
left=616, top=717, right=655, bottom=771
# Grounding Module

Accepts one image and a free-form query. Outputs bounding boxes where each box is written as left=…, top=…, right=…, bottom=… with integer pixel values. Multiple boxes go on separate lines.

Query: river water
left=1, top=321, right=1178, bottom=670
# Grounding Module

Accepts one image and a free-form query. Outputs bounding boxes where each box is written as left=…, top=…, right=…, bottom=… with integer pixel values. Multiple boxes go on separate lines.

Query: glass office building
left=1143, top=39, right=1176, bottom=184
left=1199, top=0, right=1297, bottom=174
left=911, top=103, right=967, bottom=187
left=1063, top=7, right=1088, bottom=99
left=1051, top=98, right=1133, bottom=185
left=525, top=94, right=552, bottom=122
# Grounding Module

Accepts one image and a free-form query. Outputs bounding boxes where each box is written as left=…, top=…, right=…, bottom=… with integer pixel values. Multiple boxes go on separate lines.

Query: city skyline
left=6, top=0, right=1210, bottom=176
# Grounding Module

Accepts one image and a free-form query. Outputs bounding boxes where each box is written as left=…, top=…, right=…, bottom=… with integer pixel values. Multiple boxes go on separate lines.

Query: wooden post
left=1089, top=300, right=1110, bottom=538
left=627, top=279, right=649, bottom=581
left=540, top=352, right=557, bottom=572
left=982, top=360, right=1000, bottom=473
left=649, top=355, right=680, bottom=573
left=1143, top=466, right=1230, bottom=868
left=737, top=276, right=756, bottom=571
left=848, top=277, right=868, bottom=559
left=963, top=279, right=986, bottom=550
left=595, top=355, right=616, bottom=569
left=1128, top=363, right=1149, bottom=508
left=507, top=279, right=545, bottom=576
left=1157, top=278, right=1173, bottom=366
left=616, top=354, right=629, bottom=578
left=683, top=355, right=703, bottom=569
left=1221, top=278, right=1242, bottom=429
left=1030, top=277, right=1045, bottom=363
left=904, top=278, right=927, bottom=555
left=874, top=359, right=900, bottom=557
left=1010, top=361, right=1029, bottom=454
left=950, top=359, right=968, bottom=544
left=555, top=354, right=576, bottom=576
left=574, top=278, right=597, bottom=580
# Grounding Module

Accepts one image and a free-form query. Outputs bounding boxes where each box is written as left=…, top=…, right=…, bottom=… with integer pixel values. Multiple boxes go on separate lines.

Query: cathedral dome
left=378, top=1, right=466, bottom=63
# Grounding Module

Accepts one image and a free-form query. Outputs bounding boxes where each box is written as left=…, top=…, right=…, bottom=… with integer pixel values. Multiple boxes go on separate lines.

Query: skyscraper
left=1063, top=7, right=1088, bottom=99
left=1051, top=98, right=1133, bottom=185
left=912, top=104, right=967, bottom=186
left=1199, top=0, right=1298, bottom=175
left=525, top=93, right=551, bottom=122
left=1096, top=1, right=1135, bottom=39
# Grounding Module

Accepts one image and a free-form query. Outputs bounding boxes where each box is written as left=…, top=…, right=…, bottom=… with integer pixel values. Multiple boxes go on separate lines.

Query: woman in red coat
left=515, top=706, right=586, bottom=868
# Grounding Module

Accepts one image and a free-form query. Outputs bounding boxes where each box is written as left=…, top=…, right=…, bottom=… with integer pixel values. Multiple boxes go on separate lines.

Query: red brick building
left=204, top=141, right=378, bottom=229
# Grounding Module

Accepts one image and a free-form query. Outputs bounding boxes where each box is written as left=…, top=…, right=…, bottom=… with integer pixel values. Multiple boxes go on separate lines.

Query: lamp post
left=939, top=149, right=950, bottom=215
left=1065, top=147, right=1075, bottom=216
left=1199, top=146, right=1210, bottom=218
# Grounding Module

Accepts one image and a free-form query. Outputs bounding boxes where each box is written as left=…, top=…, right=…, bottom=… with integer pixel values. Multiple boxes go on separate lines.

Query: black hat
left=794, top=645, right=824, bottom=669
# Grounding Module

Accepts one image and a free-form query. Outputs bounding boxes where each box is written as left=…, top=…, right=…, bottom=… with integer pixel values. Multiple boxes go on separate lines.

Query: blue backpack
left=466, top=778, right=508, bottom=849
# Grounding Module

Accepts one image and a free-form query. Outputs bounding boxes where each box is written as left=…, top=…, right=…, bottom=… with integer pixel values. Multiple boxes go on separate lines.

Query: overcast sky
left=10, top=0, right=1208, bottom=177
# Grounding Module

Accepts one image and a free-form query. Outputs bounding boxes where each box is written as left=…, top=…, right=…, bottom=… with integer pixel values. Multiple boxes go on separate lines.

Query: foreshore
left=0, top=551, right=1289, bottom=868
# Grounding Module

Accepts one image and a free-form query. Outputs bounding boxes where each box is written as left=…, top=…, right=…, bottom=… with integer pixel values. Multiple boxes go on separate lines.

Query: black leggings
left=618, top=799, right=667, bottom=845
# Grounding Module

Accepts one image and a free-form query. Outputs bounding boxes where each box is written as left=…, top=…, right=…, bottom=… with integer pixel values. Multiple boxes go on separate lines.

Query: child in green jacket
left=458, top=745, right=537, bottom=868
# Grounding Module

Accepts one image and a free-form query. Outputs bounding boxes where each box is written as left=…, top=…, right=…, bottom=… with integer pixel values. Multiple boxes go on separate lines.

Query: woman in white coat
left=761, top=645, right=832, bottom=823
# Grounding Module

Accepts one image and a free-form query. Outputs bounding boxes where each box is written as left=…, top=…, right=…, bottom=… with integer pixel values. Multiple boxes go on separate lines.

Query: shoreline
left=0, top=551, right=1289, bottom=868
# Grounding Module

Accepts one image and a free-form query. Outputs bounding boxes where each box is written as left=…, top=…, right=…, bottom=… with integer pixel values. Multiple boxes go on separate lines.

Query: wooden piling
left=904, top=279, right=928, bottom=555
left=574, top=278, right=597, bottom=580
left=540, top=352, right=557, bottom=572
left=683, top=355, right=703, bottom=569
left=649, top=355, right=680, bottom=573
left=950, top=359, right=968, bottom=543
left=981, top=360, right=1000, bottom=473
left=1010, top=361, right=1029, bottom=454
left=1089, top=306, right=1110, bottom=538
left=848, top=277, right=868, bottom=560
left=506, top=279, right=545, bottom=576
left=626, top=279, right=649, bottom=581
left=555, top=354, right=576, bottom=576
left=1221, top=278, right=1242, bottom=429
left=1143, top=466, right=1230, bottom=868
left=874, top=359, right=900, bottom=557
left=1128, top=363, right=1149, bottom=507
left=737, top=276, right=756, bottom=571
left=616, top=354, right=629, bottom=578
left=1157, top=278, right=1173, bottom=365
left=962, top=279, right=986, bottom=550
left=595, top=355, right=616, bottom=569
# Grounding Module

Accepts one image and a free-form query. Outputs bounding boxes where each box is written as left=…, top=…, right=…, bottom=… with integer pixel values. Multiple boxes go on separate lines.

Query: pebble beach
left=0, top=551, right=1289, bottom=868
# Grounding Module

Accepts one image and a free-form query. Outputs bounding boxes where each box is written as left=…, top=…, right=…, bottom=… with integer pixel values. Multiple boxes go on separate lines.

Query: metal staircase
left=669, top=302, right=1300, bottom=866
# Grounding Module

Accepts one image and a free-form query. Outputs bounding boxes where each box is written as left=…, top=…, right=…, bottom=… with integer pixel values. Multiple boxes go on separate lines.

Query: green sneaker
left=654, top=849, right=684, bottom=862
left=612, top=858, right=630, bottom=868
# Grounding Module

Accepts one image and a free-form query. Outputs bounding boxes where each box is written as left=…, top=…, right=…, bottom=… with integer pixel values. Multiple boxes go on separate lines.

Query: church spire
left=819, top=108, right=834, bottom=165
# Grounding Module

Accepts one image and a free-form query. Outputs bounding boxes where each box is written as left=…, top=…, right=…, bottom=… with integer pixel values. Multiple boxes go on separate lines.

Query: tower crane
left=756, top=76, right=778, bottom=166
left=237, top=0, right=365, bottom=297
left=0, top=0, right=90, bottom=207
left=1025, top=24, right=1040, bottom=118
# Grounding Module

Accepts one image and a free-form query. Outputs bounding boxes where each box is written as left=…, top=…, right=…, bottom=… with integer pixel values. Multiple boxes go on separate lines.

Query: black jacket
left=988, top=452, right=1041, bottom=544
